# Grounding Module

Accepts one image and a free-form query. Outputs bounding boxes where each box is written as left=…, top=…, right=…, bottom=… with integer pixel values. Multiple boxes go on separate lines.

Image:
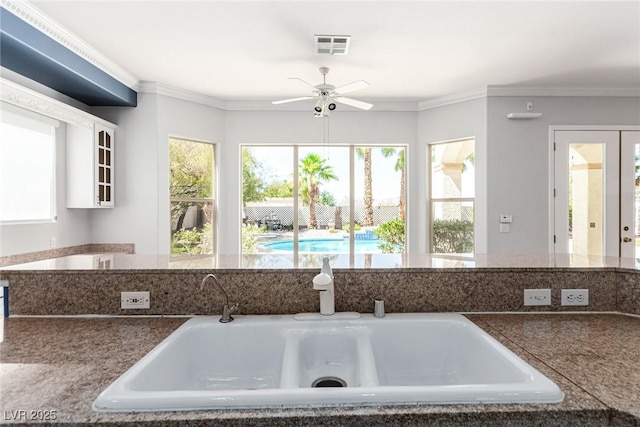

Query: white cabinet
left=67, top=122, right=115, bottom=208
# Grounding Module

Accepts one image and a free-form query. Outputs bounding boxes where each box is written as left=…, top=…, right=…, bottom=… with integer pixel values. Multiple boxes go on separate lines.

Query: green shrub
left=171, top=223, right=215, bottom=255
left=171, top=228, right=204, bottom=254
left=374, top=218, right=405, bottom=253
left=342, top=219, right=362, bottom=232
left=200, top=223, right=214, bottom=254
left=241, top=223, right=265, bottom=253
left=432, top=219, right=474, bottom=253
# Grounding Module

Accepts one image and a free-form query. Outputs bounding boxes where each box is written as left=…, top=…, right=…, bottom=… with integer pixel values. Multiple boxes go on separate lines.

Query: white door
left=620, top=131, right=640, bottom=258
left=554, top=130, right=637, bottom=257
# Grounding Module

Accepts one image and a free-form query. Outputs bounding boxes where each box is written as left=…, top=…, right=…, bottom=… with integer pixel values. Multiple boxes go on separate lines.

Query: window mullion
left=293, top=145, right=299, bottom=260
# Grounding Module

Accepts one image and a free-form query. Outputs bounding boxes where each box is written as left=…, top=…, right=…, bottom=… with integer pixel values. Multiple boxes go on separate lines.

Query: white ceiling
left=30, top=1, right=640, bottom=104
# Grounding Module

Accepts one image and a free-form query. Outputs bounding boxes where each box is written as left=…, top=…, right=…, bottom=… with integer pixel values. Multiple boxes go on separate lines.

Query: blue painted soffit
left=0, top=7, right=137, bottom=107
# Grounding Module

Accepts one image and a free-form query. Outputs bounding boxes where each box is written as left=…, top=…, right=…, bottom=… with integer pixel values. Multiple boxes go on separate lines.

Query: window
left=169, top=137, right=216, bottom=255
left=430, top=138, right=475, bottom=255
left=0, top=104, right=57, bottom=223
left=241, top=144, right=406, bottom=255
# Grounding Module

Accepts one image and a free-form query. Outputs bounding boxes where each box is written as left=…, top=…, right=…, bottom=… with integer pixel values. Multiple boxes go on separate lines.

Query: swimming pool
left=264, top=238, right=382, bottom=253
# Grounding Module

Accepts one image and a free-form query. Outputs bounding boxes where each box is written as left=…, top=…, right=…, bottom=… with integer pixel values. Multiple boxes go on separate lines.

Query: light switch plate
left=524, top=289, right=551, bottom=306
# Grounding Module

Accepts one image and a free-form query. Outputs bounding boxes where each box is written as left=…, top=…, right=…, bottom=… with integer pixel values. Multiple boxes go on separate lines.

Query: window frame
left=428, top=138, right=475, bottom=256
left=168, top=136, right=217, bottom=256
left=240, top=143, right=408, bottom=256
left=0, top=103, right=58, bottom=225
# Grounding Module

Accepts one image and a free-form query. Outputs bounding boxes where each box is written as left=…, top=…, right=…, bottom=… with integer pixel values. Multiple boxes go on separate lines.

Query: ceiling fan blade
left=272, top=96, right=313, bottom=105
left=335, top=96, right=373, bottom=111
left=289, top=77, right=318, bottom=91
left=333, top=80, right=369, bottom=95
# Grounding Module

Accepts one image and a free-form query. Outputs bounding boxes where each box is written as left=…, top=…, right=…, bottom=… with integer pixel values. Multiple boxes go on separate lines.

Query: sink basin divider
left=356, top=332, right=380, bottom=387
left=280, top=332, right=301, bottom=388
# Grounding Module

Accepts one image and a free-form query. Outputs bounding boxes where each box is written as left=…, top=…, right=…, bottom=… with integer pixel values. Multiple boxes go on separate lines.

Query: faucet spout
left=201, top=274, right=238, bottom=323
left=313, top=257, right=335, bottom=315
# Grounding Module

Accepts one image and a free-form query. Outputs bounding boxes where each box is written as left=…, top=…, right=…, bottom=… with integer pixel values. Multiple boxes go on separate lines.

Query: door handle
left=623, top=237, right=632, bottom=243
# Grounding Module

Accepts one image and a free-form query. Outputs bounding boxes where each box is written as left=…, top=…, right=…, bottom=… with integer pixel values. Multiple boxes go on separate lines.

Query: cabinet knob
left=623, top=237, right=632, bottom=243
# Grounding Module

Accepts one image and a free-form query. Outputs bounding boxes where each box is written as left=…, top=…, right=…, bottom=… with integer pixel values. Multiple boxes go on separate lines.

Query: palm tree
left=356, top=147, right=374, bottom=226
left=299, top=153, right=337, bottom=229
left=381, top=147, right=406, bottom=221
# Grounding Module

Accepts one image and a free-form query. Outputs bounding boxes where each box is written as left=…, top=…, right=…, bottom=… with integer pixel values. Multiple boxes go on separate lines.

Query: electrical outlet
left=524, top=289, right=551, bottom=306
left=561, top=289, right=589, bottom=306
left=121, top=291, right=150, bottom=309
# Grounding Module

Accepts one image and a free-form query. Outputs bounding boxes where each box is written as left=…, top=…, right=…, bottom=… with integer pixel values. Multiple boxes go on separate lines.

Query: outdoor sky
left=249, top=146, right=404, bottom=205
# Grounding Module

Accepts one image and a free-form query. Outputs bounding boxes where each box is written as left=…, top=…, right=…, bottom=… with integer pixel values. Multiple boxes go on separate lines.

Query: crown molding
left=226, top=100, right=419, bottom=112
left=1, top=77, right=115, bottom=129
left=418, top=87, right=488, bottom=111
left=137, top=81, right=228, bottom=110
left=487, top=85, right=640, bottom=97
left=1, top=0, right=138, bottom=90
left=138, top=82, right=419, bottom=112
left=417, top=85, right=640, bottom=111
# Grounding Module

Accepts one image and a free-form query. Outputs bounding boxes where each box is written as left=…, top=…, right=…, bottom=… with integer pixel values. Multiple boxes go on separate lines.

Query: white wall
left=156, top=95, right=225, bottom=253
left=417, top=98, right=488, bottom=253
left=222, top=110, right=417, bottom=254
left=0, top=124, right=92, bottom=256
left=4, top=80, right=639, bottom=258
left=91, top=93, right=225, bottom=254
left=89, top=106, right=415, bottom=255
left=89, top=94, right=160, bottom=253
left=486, top=96, right=640, bottom=253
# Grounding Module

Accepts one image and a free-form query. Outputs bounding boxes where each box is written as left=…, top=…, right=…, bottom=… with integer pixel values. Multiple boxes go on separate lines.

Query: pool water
left=265, top=238, right=382, bottom=253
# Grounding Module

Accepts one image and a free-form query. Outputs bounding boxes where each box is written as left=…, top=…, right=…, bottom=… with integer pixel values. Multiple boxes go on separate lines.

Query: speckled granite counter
left=1, top=313, right=638, bottom=426
left=2, top=253, right=639, bottom=271
left=2, top=254, right=639, bottom=316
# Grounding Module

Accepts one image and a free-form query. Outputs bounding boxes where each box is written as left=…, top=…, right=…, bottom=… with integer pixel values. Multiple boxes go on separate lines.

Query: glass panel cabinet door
left=95, top=125, right=114, bottom=207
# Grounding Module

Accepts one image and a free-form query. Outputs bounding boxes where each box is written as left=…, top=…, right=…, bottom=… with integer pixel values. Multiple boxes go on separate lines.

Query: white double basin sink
left=93, top=313, right=564, bottom=411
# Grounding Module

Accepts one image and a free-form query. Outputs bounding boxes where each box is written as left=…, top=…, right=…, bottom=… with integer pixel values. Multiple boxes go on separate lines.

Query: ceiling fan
left=272, top=67, right=373, bottom=116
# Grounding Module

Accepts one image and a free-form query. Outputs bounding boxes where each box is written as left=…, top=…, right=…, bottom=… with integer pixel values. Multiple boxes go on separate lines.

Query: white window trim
left=428, top=138, right=476, bottom=256
left=0, top=102, right=58, bottom=224
left=240, top=143, right=408, bottom=256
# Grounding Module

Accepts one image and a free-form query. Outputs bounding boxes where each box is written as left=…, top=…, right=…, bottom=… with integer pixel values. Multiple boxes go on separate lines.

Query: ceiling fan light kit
left=272, top=67, right=373, bottom=116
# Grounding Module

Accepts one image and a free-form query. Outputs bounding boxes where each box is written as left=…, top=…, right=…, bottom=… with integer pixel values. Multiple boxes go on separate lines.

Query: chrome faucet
left=201, top=274, right=239, bottom=323
left=313, top=257, right=335, bottom=315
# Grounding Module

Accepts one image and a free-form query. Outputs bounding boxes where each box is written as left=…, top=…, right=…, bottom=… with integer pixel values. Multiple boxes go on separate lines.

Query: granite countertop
left=1, top=313, right=638, bottom=426
left=1, top=253, right=639, bottom=272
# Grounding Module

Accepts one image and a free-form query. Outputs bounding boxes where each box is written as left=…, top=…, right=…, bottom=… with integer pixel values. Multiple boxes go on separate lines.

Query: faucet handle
left=313, top=272, right=332, bottom=290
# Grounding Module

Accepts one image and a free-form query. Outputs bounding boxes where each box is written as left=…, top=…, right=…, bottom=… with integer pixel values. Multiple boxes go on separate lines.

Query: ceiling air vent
left=315, top=35, right=351, bottom=55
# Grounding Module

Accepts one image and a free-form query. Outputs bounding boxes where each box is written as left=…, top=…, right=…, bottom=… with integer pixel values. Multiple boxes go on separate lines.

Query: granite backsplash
left=2, top=267, right=638, bottom=316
